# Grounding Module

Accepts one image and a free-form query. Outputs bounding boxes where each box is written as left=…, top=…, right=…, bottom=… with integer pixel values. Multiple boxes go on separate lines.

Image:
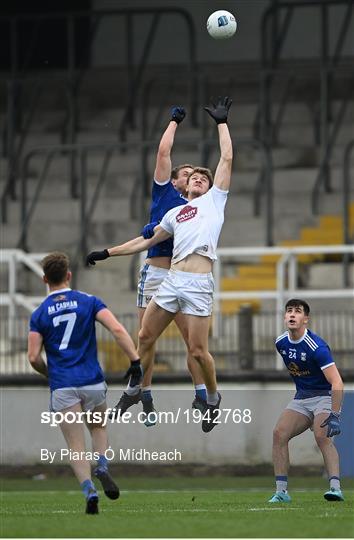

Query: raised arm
left=86, top=226, right=171, bottom=265
left=154, top=107, right=186, bottom=182
left=204, top=97, right=233, bottom=191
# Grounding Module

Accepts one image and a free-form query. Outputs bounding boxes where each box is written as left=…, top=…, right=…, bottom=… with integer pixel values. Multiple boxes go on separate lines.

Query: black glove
left=141, top=221, right=159, bottom=239
left=123, top=359, right=143, bottom=386
left=171, top=106, right=186, bottom=125
left=86, top=249, right=109, bottom=266
left=204, top=96, right=232, bottom=124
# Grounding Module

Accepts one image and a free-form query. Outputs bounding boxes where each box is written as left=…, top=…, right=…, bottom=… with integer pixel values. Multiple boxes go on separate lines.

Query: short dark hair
left=171, top=163, right=194, bottom=180
left=285, top=298, right=310, bottom=316
left=187, top=167, right=213, bottom=189
left=42, top=252, right=70, bottom=285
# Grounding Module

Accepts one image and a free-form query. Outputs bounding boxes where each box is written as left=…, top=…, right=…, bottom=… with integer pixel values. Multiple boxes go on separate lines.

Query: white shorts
left=286, top=395, right=332, bottom=420
left=137, top=263, right=168, bottom=308
left=154, top=269, right=214, bottom=317
left=50, top=382, right=107, bottom=412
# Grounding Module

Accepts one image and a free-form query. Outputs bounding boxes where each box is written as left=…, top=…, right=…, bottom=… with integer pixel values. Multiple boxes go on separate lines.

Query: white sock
left=329, top=476, right=340, bottom=490
left=125, top=384, right=140, bottom=396
left=207, top=391, right=219, bottom=406
left=276, top=477, right=288, bottom=493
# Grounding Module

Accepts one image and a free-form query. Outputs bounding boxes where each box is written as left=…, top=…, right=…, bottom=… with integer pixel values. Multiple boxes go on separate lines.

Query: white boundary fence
left=0, top=250, right=48, bottom=338
left=1, top=247, right=354, bottom=371
left=213, top=245, right=354, bottom=368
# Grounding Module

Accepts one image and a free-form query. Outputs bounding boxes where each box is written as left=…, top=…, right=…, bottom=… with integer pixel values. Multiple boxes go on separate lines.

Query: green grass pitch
left=1, top=477, right=353, bottom=538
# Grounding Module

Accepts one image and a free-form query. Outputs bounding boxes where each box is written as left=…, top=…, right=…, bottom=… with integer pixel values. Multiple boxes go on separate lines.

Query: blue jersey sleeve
left=93, top=296, right=106, bottom=316
left=29, top=308, right=42, bottom=334
left=152, top=179, right=171, bottom=196
left=313, top=345, right=335, bottom=370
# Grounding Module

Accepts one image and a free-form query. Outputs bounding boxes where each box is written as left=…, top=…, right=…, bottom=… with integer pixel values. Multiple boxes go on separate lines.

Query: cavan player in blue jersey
left=27, top=252, right=141, bottom=514
left=87, top=106, right=207, bottom=423
left=269, top=298, right=344, bottom=504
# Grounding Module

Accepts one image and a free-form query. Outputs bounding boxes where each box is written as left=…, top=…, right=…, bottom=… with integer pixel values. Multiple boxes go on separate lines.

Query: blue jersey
left=147, top=179, right=186, bottom=258
left=275, top=329, right=335, bottom=399
left=29, top=288, right=106, bottom=391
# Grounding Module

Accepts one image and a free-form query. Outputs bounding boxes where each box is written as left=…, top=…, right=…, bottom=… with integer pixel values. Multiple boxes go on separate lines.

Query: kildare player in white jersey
left=87, top=106, right=207, bottom=423
left=91, top=96, right=233, bottom=432
left=269, top=298, right=344, bottom=503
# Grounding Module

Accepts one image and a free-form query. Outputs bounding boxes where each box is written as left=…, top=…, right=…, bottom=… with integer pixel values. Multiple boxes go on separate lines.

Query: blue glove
left=171, top=106, right=186, bottom=124
left=141, top=221, right=159, bottom=239
left=320, top=412, right=341, bottom=437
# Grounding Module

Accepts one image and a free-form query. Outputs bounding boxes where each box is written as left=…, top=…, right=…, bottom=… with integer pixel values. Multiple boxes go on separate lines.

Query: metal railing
left=1, top=77, right=72, bottom=222
left=259, top=0, right=353, bottom=215
left=213, top=244, right=354, bottom=368
left=0, top=250, right=47, bottom=339
left=1, top=7, right=197, bottom=220
left=1, top=310, right=353, bottom=377
left=1, top=247, right=353, bottom=376
left=16, top=135, right=273, bottom=260
left=343, top=139, right=354, bottom=287
left=343, top=139, right=354, bottom=246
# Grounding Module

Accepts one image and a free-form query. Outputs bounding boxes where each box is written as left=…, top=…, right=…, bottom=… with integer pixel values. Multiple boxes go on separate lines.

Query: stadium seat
left=97, top=339, right=131, bottom=372
left=221, top=209, right=351, bottom=314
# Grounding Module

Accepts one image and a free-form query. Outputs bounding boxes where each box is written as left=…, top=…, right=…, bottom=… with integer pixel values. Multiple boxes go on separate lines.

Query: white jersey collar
left=48, top=287, right=72, bottom=297
left=288, top=328, right=307, bottom=344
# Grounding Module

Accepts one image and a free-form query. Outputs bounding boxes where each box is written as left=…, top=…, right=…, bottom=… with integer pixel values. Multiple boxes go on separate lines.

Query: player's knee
left=190, top=345, right=208, bottom=364
left=314, top=433, right=329, bottom=448
left=273, top=426, right=289, bottom=445
left=138, top=327, right=155, bottom=348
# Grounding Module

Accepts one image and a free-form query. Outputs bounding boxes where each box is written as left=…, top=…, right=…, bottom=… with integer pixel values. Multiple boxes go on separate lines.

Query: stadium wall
left=3, top=383, right=353, bottom=472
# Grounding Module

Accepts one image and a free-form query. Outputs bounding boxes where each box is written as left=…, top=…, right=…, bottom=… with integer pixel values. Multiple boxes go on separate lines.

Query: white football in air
left=207, top=10, right=237, bottom=40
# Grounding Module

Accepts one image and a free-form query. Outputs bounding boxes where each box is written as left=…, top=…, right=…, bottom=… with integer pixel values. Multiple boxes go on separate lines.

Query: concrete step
left=77, top=263, right=137, bottom=315
left=2, top=196, right=133, bottom=224
left=16, top=218, right=140, bottom=253
left=6, top=99, right=353, bottom=131
left=0, top=172, right=138, bottom=202
left=307, top=263, right=354, bottom=289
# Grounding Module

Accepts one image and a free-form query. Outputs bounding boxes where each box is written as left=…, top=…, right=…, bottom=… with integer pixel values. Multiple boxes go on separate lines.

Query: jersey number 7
left=53, top=313, right=77, bottom=350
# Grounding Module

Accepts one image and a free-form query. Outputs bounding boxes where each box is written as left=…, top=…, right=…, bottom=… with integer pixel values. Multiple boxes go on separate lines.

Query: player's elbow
left=157, top=142, right=171, bottom=159
left=331, top=375, right=344, bottom=391
left=221, top=150, right=233, bottom=163
left=28, top=353, right=39, bottom=368
left=111, top=323, right=128, bottom=341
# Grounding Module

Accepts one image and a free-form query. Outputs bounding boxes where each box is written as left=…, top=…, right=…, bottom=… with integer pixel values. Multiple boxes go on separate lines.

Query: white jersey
left=159, top=185, right=228, bottom=264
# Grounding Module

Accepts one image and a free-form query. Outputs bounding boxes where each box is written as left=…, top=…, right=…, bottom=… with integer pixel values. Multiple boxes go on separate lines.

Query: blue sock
left=142, top=387, right=152, bottom=402
left=96, top=454, right=108, bottom=470
left=81, top=479, right=96, bottom=499
left=195, top=385, right=207, bottom=401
